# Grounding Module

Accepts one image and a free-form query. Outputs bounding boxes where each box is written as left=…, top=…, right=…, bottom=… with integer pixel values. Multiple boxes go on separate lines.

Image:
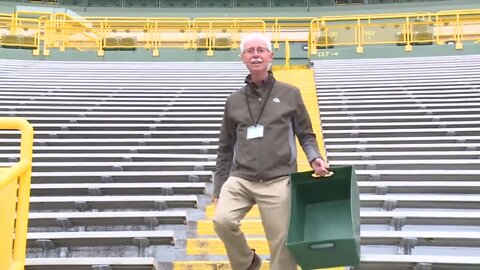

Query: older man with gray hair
left=213, top=32, right=329, bottom=270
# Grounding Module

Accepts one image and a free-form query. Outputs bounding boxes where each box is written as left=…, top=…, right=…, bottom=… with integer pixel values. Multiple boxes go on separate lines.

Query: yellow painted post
left=207, top=22, right=214, bottom=56
left=356, top=19, right=364, bottom=53
left=309, top=20, right=318, bottom=55
left=455, top=13, right=464, bottom=50
left=405, top=18, right=413, bottom=52
left=284, top=40, right=290, bottom=69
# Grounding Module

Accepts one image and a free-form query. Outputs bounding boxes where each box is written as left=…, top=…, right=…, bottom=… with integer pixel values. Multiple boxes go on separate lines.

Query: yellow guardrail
left=0, top=118, right=34, bottom=270
left=192, top=18, right=266, bottom=56
left=309, top=9, right=480, bottom=54
left=0, top=16, right=41, bottom=55
left=0, top=9, right=479, bottom=56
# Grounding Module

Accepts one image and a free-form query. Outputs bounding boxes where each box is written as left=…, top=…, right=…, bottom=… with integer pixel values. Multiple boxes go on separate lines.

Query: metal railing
left=309, top=9, right=480, bottom=54
left=0, top=118, right=33, bottom=270
left=0, top=9, right=479, bottom=56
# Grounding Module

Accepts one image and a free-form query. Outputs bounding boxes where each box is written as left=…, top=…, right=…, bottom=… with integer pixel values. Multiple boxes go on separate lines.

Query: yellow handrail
left=0, top=9, right=479, bottom=56
left=309, top=9, right=480, bottom=54
left=0, top=118, right=34, bottom=270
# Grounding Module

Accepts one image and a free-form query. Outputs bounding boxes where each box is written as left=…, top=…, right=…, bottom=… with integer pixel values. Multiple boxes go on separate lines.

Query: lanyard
left=245, top=79, right=275, bottom=127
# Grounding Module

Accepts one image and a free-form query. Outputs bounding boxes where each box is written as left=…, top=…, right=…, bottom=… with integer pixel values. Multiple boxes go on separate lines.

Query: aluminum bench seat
left=360, top=254, right=480, bottom=270
left=199, top=211, right=480, bottom=233
left=30, top=182, right=206, bottom=196
left=2, top=104, right=225, bottom=112
left=26, top=123, right=223, bottom=131
left=1, top=138, right=219, bottom=147
left=316, top=69, right=480, bottom=78
left=318, top=108, right=480, bottom=116
left=330, top=159, right=480, bottom=170
left=25, top=257, right=159, bottom=270
left=28, top=230, right=175, bottom=248
left=324, top=136, right=480, bottom=144
left=322, top=115, right=480, bottom=124
left=326, top=142, right=480, bottom=152
left=316, top=86, right=480, bottom=96
left=361, top=211, right=480, bottom=227
left=0, top=87, right=235, bottom=94
left=4, top=110, right=225, bottom=116
left=9, top=161, right=215, bottom=172
left=317, top=90, right=480, bottom=100
left=0, top=130, right=221, bottom=139
left=360, top=194, right=480, bottom=209
left=323, top=128, right=480, bottom=138
left=0, top=83, right=243, bottom=90
left=319, top=107, right=480, bottom=115
left=0, top=116, right=223, bottom=124
left=358, top=181, right=480, bottom=194
left=29, top=195, right=198, bottom=210
left=31, top=170, right=212, bottom=183
left=28, top=210, right=188, bottom=228
left=322, top=120, right=480, bottom=129
left=2, top=105, right=225, bottom=112
left=0, top=145, right=218, bottom=154
left=0, top=152, right=216, bottom=159
left=355, top=169, right=480, bottom=181
left=2, top=153, right=216, bottom=162
left=315, top=78, right=480, bottom=87
left=318, top=98, right=480, bottom=106
left=361, top=231, right=480, bottom=247
left=1, top=100, right=227, bottom=106
left=0, top=90, right=230, bottom=97
left=327, top=151, right=480, bottom=160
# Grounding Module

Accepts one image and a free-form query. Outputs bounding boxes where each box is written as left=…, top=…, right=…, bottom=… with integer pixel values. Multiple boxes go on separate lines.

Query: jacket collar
left=244, top=71, right=275, bottom=96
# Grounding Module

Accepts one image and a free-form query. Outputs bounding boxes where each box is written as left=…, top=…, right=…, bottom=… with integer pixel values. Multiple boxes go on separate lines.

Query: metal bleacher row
left=0, top=60, right=248, bottom=270
left=313, top=55, right=480, bottom=269
left=0, top=55, right=479, bottom=269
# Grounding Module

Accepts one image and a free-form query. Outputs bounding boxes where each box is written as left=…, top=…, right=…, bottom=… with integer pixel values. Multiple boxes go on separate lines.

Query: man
left=213, top=32, right=329, bottom=270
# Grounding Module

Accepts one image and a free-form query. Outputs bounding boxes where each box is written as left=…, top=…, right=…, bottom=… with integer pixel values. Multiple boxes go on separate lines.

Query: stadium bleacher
left=0, top=53, right=479, bottom=269
left=0, top=0, right=480, bottom=268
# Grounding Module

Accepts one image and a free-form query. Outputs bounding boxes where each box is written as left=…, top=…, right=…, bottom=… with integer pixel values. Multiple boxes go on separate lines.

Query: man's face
left=241, top=39, right=273, bottom=73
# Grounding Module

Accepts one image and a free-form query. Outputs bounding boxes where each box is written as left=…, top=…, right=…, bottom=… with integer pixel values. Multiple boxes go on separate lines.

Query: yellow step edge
left=174, top=261, right=345, bottom=270
left=205, top=204, right=260, bottom=220
left=198, top=219, right=264, bottom=236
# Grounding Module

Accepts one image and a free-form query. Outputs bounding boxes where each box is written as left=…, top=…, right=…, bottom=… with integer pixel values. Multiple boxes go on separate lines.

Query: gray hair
left=240, top=32, right=272, bottom=54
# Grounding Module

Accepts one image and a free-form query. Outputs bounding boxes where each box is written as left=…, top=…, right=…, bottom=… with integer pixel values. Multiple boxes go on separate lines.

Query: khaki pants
left=213, top=176, right=297, bottom=270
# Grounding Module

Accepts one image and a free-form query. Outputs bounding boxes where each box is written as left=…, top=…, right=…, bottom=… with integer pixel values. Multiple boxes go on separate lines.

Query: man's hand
left=311, top=157, right=330, bottom=176
left=212, top=197, right=219, bottom=207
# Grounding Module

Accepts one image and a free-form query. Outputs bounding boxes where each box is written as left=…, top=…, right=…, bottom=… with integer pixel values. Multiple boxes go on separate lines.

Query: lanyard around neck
left=245, top=79, right=275, bottom=126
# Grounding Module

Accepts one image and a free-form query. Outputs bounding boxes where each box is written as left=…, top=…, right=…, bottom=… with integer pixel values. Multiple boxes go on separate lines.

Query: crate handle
left=311, top=171, right=334, bottom=178
left=309, top=242, right=335, bottom=250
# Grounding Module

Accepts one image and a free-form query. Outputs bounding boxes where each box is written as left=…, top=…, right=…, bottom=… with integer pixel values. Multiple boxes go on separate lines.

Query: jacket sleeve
left=213, top=97, right=236, bottom=198
left=292, top=87, right=322, bottom=164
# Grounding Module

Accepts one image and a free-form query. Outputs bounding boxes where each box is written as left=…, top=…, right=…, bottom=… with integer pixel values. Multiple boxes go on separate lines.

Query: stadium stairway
left=179, top=67, right=344, bottom=270
left=0, top=55, right=480, bottom=270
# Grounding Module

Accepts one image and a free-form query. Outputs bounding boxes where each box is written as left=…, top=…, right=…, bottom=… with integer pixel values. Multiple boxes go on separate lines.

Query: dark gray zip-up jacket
left=213, top=73, right=321, bottom=198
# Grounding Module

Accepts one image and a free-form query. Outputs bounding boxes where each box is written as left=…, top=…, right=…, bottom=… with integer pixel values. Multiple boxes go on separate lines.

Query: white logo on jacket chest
left=273, top=98, right=280, bottom=103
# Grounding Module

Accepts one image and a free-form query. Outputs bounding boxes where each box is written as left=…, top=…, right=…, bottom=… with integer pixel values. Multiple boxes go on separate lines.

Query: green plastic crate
left=287, top=166, right=360, bottom=269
